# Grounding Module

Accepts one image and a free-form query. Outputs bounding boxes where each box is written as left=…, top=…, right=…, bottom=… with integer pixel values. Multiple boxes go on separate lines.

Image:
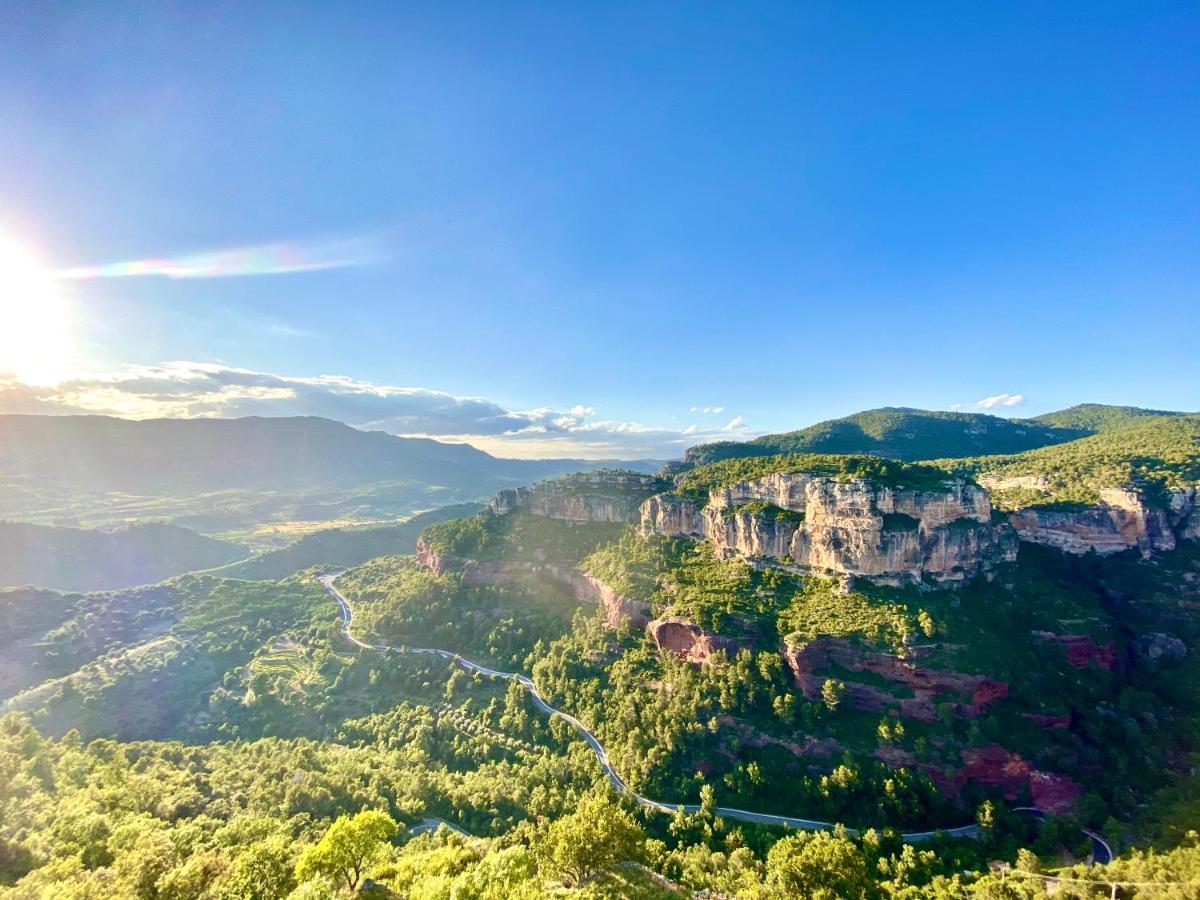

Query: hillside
left=0, top=415, right=660, bottom=538
left=0, top=414, right=656, bottom=495
left=939, top=414, right=1200, bottom=508
left=219, top=503, right=481, bottom=581
left=685, top=407, right=1091, bottom=465
left=0, top=521, right=247, bottom=591
left=684, top=404, right=1193, bottom=468
left=3, top=473, right=1199, bottom=896
left=1031, top=403, right=1187, bottom=433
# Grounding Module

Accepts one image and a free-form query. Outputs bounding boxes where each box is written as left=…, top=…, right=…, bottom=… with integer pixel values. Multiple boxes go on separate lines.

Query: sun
left=0, top=236, right=72, bottom=385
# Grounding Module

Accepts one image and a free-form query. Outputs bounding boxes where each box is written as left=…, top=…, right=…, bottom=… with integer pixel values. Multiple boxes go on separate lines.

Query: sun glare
left=0, top=236, right=72, bottom=385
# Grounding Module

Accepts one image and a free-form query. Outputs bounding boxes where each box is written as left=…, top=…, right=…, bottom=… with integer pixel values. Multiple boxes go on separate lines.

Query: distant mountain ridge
left=685, top=404, right=1191, bottom=466
left=0, top=414, right=660, bottom=496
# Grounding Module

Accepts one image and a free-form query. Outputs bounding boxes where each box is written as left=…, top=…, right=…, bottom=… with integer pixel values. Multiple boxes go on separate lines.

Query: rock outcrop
left=1006, top=487, right=1195, bottom=557
left=648, top=616, right=739, bottom=664
left=783, top=637, right=1009, bottom=722
left=490, top=472, right=668, bottom=524
left=415, top=539, right=650, bottom=627
left=1031, top=632, right=1117, bottom=670
left=641, top=472, right=1017, bottom=584
left=954, top=746, right=1082, bottom=814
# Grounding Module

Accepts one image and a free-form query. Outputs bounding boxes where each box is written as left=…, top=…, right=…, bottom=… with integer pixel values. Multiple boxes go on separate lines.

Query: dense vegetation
left=936, top=415, right=1200, bottom=508
left=1030, top=403, right=1187, bottom=433
left=685, top=407, right=1093, bottom=466
left=420, top=509, right=625, bottom=566
left=4, top=402, right=1200, bottom=897
left=2, top=527, right=1198, bottom=895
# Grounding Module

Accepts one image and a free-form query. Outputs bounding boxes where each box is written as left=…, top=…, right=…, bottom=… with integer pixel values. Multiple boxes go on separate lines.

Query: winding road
left=319, top=572, right=987, bottom=842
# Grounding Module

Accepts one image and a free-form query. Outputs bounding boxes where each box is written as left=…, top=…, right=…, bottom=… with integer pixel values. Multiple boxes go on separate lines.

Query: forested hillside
left=940, top=415, right=1200, bottom=508
left=3, top=408, right=1199, bottom=897
left=685, top=407, right=1087, bottom=465
left=685, top=404, right=1194, bottom=468
left=0, top=522, right=246, bottom=591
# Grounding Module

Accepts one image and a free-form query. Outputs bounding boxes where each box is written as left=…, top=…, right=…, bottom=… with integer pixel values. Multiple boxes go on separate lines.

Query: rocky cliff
left=641, top=472, right=1017, bottom=584
left=490, top=472, right=669, bottom=524
left=1005, top=486, right=1198, bottom=557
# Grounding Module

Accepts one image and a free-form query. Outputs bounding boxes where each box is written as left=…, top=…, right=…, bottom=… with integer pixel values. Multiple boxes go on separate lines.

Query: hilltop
left=685, top=404, right=1191, bottom=467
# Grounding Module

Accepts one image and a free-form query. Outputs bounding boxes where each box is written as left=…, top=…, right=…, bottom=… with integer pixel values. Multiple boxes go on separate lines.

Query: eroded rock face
left=491, top=472, right=668, bottom=524
left=414, top=542, right=650, bottom=627
left=642, top=472, right=1016, bottom=584
left=648, top=616, right=738, bottom=664
left=640, top=493, right=706, bottom=537
left=783, top=637, right=1009, bottom=722
left=1032, top=632, right=1117, bottom=670
left=953, top=746, right=1082, bottom=814
left=1007, top=487, right=1196, bottom=557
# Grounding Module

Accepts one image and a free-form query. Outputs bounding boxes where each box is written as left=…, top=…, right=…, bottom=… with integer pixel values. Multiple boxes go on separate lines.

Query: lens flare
left=55, top=235, right=383, bottom=280
left=0, top=237, right=72, bottom=385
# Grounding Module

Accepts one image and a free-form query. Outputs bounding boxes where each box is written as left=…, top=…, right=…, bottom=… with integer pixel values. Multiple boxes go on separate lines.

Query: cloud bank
left=0, top=363, right=751, bottom=459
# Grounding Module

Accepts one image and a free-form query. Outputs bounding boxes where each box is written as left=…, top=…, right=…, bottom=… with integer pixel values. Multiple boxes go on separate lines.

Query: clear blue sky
left=1, top=2, right=1196, bottom=457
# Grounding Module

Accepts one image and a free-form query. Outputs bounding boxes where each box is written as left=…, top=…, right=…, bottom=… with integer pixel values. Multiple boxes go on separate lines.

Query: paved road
left=321, top=571, right=989, bottom=842
left=1014, top=808, right=1113, bottom=865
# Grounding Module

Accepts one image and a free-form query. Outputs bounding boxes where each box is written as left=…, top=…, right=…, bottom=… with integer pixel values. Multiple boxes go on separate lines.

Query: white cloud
left=690, top=405, right=725, bottom=414
left=975, top=393, right=1025, bottom=409
left=0, top=364, right=759, bottom=460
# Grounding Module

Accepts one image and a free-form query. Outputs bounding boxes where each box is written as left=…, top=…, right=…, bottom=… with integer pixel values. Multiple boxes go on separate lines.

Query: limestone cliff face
left=1007, top=487, right=1196, bottom=557
left=641, top=472, right=1016, bottom=584
left=639, top=493, right=706, bottom=537
left=490, top=472, right=667, bottom=524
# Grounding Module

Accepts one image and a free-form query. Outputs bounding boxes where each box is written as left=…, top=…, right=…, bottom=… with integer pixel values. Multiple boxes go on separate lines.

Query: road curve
left=320, top=573, right=984, bottom=841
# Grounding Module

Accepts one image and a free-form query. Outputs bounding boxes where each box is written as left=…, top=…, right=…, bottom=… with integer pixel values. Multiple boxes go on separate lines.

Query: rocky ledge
left=641, top=472, right=1017, bottom=584
left=490, top=471, right=669, bottom=524
left=1002, top=486, right=1200, bottom=557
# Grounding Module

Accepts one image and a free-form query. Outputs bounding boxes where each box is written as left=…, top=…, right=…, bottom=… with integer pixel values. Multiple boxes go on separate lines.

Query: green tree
left=822, top=679, right=845, bottom=712
left=760, top=829, right=871, bottom=900
left=535, top=792, right=644, bottom=886
left=224, top=834, right=296, bottom=900
left=294, top=810, right=398, bottom=892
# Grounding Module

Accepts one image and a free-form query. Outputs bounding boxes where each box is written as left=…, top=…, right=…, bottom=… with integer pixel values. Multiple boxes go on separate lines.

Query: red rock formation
left=783, top=637, right=1009, bottom=722
left=928, top=745, right=1082, bottom=813
left=1032, top=632, right=1117, bottom=670
left=1030, top=771, right=1083, bottom=814
left=648, top=616, right=739, bottom=663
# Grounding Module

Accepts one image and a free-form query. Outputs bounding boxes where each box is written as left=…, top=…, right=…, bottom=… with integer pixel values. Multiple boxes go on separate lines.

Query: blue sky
left=1, top=2, right=1196, bottom=457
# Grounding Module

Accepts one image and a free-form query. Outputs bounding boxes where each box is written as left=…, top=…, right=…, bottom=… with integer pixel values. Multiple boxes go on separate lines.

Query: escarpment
left=1004, top=486, right=1199, bottom=557
left=490, top=471, right=669, bottom=524
left=416, top=537, right=650, bottom=627
left=641, top=472, right=1017, bottom=584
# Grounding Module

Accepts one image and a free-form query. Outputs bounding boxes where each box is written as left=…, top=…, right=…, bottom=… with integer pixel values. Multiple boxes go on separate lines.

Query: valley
left=1, top=405, right=1198, bottom=898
